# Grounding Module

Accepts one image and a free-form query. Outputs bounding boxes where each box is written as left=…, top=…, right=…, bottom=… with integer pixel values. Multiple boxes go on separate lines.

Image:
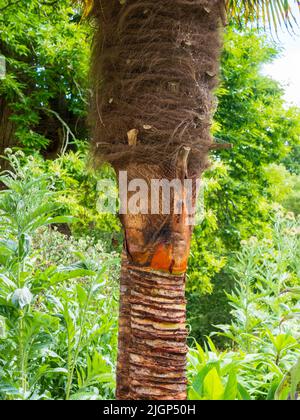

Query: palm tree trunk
left=116, top=152, right=194, bottom=400
left=90, top=0, right=223, bottom=400
left=117, top=259, right=187, bottom=400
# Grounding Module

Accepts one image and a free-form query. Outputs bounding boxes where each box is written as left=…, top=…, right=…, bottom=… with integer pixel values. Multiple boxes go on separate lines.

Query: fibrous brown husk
left=90, top=0, right=223, bottom=176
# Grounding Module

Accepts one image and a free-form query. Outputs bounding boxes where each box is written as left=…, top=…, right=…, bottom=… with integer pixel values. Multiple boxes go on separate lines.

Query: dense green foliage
left=188, top=214, right=300, bottom=400
left=0, top=0, right=90, bottom=152
left=0, top=1, right=300, bottom=400
left=0, top=153, right=299, bottom=400
left=0, top=152, right=118, bottom=399
left=187, top=27, right=300, bottom=343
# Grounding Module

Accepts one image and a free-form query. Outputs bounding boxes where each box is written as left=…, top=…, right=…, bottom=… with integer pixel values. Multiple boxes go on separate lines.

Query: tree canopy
left=0, top=0, right=90, bottom=153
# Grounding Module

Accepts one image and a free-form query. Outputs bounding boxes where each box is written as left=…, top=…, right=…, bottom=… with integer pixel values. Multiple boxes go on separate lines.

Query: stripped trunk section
left=128, top=267, right=187, bottom=400
left=116, top=155, right=194, bottom=399
left=117, top=253, right=189, bottom=400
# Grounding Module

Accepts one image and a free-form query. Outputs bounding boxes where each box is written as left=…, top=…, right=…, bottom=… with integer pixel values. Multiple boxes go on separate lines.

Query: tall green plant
left=0, top=152, right=118, bottom=399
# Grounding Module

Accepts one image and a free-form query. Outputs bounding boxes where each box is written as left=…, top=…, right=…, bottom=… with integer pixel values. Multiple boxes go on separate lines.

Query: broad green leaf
left=237, top=383, right=251, bottom=400
left=224, top=371, right=238, bottom=400
left=203, top=368, right=225, bottom=400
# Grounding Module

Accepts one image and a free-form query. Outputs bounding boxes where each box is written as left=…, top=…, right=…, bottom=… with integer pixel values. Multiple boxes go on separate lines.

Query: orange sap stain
left=150, top=244, right=188, bottom=274
left=150, top=244, right=173, bottom=272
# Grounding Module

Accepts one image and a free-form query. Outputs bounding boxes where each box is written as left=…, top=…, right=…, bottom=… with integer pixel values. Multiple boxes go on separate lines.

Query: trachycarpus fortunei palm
left=84, top=0, right=299, bottom=400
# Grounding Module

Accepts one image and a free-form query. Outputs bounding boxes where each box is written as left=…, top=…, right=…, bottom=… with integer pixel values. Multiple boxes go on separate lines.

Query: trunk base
left=117, top=258, right=188, bottom=400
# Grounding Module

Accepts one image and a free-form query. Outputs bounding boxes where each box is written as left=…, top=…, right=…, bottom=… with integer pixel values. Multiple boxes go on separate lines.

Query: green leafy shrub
left=0, top=152, right=119, bottom=400
left=188, top=340, right=251, bottom=400
left=188, top=338, right=300, bottom=400
left=216, top=214, right=300, bottom=352
left=0, top=0, right=90, bottom=153
left=14, top=145, right=122, bottom=247
left=186, top=27, right=300, bottom=300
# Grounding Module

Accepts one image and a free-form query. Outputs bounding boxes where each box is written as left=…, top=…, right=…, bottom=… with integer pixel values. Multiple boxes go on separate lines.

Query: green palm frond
left=226, top=0, right=300, bottom=31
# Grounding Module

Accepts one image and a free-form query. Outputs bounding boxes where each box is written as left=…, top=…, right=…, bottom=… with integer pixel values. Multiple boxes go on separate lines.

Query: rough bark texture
left=117, top=263, right=187, bottom=400
left=90, top=0, right=222, bottom=174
